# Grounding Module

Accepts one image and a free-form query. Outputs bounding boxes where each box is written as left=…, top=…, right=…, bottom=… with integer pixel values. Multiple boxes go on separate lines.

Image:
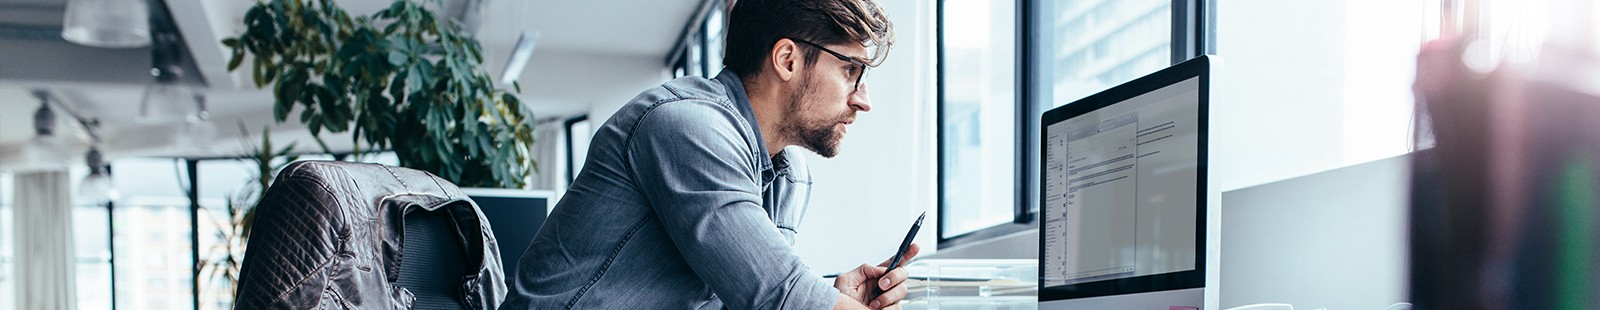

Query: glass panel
left=688, top=35, right=705, bottom=77
left=0, top=173, right=11, bottom=310
left=1037, top=0, right=1171, bottom=107
left=76, top=262, right=113, bottom=310
left=569, top=119, right=594, bottom=180
left=939, top=0, right=1018, bottom=239
left=196, top=159, right=254, bottom=310
left=1032, top=0, right=1171, bottom=213
left=75, top=204, right=112, bottom=309
left=704, top=5, right=726, bottom=75
left=0, top=173, right=116, bottom=309
left=111, top=159, right=195, bottom=310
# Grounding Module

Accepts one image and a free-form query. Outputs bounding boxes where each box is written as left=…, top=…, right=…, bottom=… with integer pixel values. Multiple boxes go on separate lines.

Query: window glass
left=1030, top=0, right=1171, bottom=214
left=0, top=173, right=11, bottom=310
left=195, top=159, right=254, bottom=310
left=568, top=119, right=594, bottom=181
left=0, top=170, right=116, bottom=310
left=939, top=0, right=1176, bottom=241
left=704, top=5, right=726, bottom=75
left=1037, top=0, right=1172, bottom=107
left=75, top=203, right=112, bottom=310
left=939, top=0, right=1018, bottom=239
left=688, top=35, right=705, bottom=77
left=111, top=159, right=194, bottom=309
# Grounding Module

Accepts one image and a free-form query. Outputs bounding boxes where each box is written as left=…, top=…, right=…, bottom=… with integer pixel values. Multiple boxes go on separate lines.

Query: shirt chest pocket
left=763, top=148, right=812, bottom=245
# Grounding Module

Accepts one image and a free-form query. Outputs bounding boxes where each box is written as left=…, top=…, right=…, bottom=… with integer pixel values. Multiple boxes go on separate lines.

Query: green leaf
left=225, top=0, right=533, bottom=188
left=251, top=59, right=265, bottom=87
left=227, top=49, right=245, bottom=71
left=386, top=50, right=406, bottom=66
left=273, top=98, right=290, bottom=121
left=308, top=117, right=323, bottom=136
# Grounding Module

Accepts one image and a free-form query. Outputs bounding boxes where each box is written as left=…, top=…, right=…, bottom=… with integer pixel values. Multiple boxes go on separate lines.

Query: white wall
left=509, top=49, right=670, bottom=121
left=1209, top=1, right=1422, bottom=309
left=790, top=0, right=940, bottom=274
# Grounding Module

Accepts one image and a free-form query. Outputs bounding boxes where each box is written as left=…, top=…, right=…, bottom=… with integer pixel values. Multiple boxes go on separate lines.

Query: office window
left=0, top=173, right=11, bottom=310
left=673, top=55, right=690, bottom=78
left=939, top=0, right=1193, bottom=246
left=703, top=6, right=726, bottom=75
left=688, top=37, right=705, bottom=77
left=1031, top=0, right=1172, bottom=214
left=567, top=118, right=594, bottom=181
left=938, top=0, right=1019, bottom=239
left=1037, top=0, right=1171, bottom=107
left=74, top=201, right=113, bottom=310
left=667, top=0, right=729, bottom=78
left=111, top=159, right=194, bottom=309
left=0, top=171, right=115, bottom=310
left=194, top=159, right=256, bottom=310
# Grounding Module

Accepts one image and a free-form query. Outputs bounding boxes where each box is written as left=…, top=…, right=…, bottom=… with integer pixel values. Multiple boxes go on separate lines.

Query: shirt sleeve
left=626, top=100, right=839, bottom=310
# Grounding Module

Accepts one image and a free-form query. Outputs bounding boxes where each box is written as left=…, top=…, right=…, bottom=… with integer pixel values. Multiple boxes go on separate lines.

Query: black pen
left=886, top=211, right=926, bottom=271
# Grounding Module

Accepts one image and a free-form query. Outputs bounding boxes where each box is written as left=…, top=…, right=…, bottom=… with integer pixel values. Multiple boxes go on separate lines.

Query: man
left=499, top=0, right=917, bottom=309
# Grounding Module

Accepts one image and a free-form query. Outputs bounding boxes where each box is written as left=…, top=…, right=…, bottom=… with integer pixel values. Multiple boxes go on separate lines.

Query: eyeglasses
left=791, top=38, right=868, bottom=93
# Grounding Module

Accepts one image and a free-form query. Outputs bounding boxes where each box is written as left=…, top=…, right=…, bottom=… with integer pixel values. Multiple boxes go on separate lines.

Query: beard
left=781, top=72, right=853, bottom=158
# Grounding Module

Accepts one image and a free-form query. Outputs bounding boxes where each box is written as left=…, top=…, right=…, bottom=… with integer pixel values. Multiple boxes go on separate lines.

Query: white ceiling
left=0, top=0, right=700, bottom=162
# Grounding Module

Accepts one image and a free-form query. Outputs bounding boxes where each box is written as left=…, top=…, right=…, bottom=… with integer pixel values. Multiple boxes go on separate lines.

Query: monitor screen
left=1039, top=56, right=1209, bottom=302
left=462, top=188, right=555, bottom=285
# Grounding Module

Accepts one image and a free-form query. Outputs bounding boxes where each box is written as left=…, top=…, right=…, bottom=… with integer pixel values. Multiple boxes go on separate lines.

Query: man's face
left=781, top=42, right=874, bottom=158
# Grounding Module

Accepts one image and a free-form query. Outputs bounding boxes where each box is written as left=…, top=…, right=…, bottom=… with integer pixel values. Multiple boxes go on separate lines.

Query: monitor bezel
left=1037, top=55, right=1211, bottom=301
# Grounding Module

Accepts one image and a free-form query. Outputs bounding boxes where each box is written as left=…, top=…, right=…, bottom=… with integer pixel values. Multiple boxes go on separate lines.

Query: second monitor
left=1039, top=55, right=1212, bottom=308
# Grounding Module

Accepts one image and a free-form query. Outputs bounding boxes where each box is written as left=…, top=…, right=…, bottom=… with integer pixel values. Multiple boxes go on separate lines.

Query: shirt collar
left=714, top=69, right=776, bottom=179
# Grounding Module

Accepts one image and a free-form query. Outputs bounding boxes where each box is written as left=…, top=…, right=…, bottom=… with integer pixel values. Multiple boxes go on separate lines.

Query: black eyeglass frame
left=789, top=38, right=869, bottom=93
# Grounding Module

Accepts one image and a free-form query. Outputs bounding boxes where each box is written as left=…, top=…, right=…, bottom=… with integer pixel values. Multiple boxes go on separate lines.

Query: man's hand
left=833, top=243, right=921, bottom=309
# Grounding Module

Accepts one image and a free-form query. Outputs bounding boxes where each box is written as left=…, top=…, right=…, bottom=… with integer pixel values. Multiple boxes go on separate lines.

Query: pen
left=886, top=211, right=925, bottom=271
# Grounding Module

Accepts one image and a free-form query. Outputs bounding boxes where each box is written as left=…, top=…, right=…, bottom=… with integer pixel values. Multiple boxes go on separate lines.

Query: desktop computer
left=1038, top=55, right=1214, bottom=309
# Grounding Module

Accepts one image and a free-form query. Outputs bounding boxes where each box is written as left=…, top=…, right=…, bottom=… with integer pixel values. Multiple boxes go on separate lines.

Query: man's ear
left=769, top=38, right=800, bottom=82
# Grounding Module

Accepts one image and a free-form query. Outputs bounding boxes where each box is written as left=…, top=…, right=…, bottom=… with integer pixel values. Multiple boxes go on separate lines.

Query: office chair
left=234, top=161, right=506, bottom=309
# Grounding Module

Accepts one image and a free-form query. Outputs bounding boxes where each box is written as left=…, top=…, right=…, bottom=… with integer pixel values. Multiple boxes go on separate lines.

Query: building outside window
left=1030, top=0, right=1173, bottom=215
left=939, top=0, right=1177, bottom=244
left=938, top=0, right=1019, bottom=240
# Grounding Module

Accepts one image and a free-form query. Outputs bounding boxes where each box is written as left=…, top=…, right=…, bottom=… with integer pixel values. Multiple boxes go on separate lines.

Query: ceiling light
left=140, top=82, right=202, bottom=124
left=33, top=90, right=56, bottom=138
left=139, top=31, right=202, bottom=124
left=77, top=146, right=117, bottom=203
left=500, top=32, right=540, bottom=86
left=62, top=0, right=151, bottom=48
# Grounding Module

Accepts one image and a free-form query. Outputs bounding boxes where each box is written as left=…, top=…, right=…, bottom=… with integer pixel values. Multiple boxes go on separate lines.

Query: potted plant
left=222, top=0, right=535, bottom=188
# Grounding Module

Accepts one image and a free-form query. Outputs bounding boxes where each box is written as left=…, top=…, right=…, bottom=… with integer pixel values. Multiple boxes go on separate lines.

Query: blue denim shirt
left=500, top=70, right=836, bottom=310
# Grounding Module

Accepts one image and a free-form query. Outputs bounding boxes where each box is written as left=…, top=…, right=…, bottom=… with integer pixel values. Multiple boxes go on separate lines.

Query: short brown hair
left=722, top=0, right=894, bottom=78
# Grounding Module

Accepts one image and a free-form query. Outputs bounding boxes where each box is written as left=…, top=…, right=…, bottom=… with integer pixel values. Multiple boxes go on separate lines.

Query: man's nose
left=849, top=83, right=872, bottom=112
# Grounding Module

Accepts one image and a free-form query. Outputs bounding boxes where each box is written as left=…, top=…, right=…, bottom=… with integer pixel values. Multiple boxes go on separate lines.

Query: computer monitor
left=1039, top=55, right=1212, bottom=309
left=462, top=188, right=555, bottom=285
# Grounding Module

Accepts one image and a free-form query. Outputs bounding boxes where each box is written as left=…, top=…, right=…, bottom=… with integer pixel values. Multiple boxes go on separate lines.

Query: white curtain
left=527, top=118, right=567, bottom=191
left=15, top=170, right=76, bottom=310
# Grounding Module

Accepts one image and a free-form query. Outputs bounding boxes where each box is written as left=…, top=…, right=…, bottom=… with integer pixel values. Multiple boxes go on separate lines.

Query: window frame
left=665, top=0, right=729, bottom=77
left=935, top=0, right=1212, bottom=249
left=563, top=114, right=592, bottom=182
